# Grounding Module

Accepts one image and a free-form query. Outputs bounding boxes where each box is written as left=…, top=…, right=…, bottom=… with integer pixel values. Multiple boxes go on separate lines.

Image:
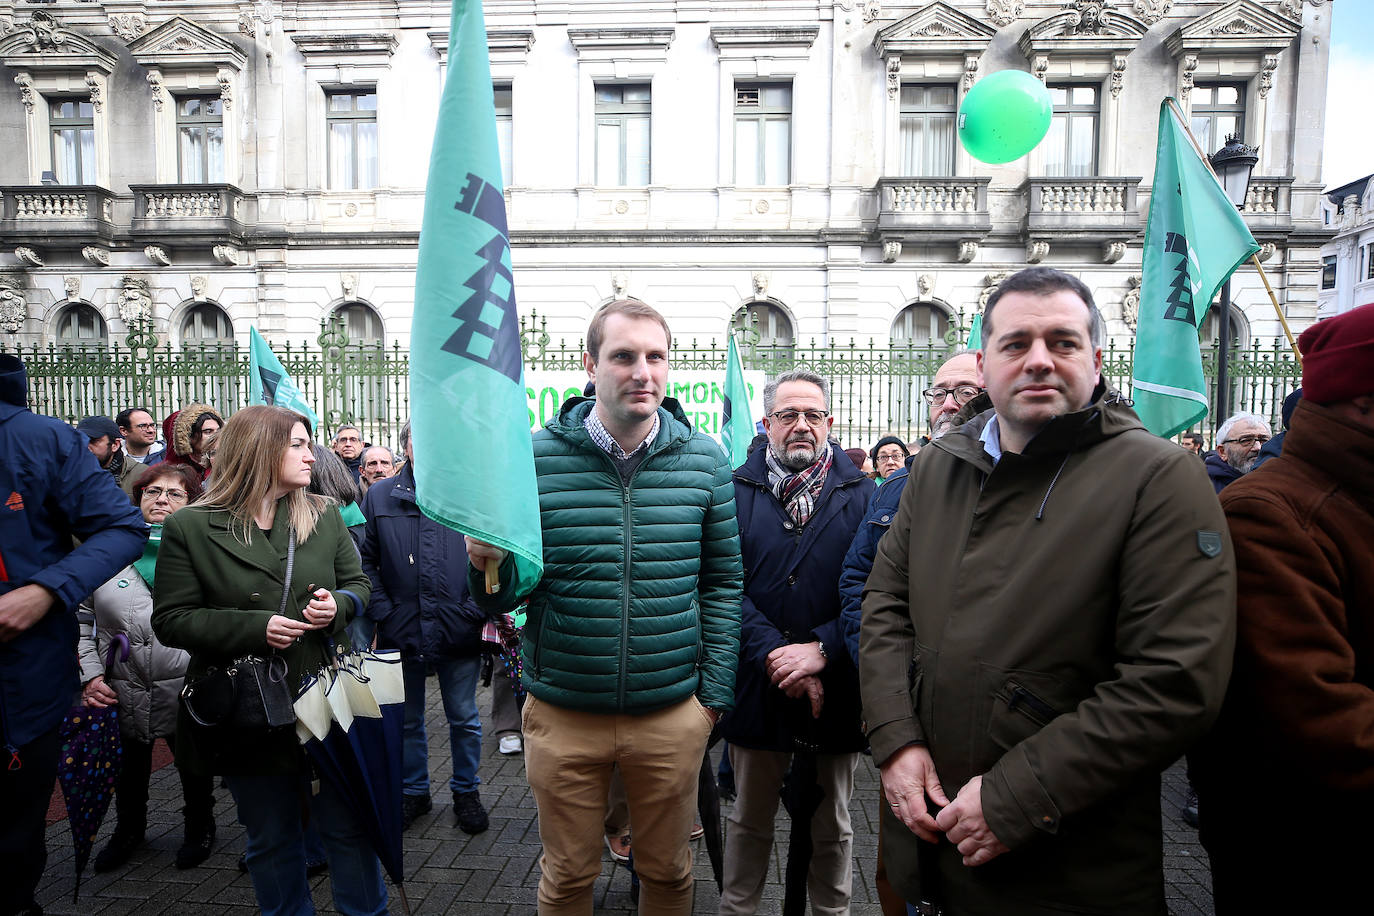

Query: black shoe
left=1182, top=789, right=1200, bottom=828
left=175, top=812, right=216, bottom=870
left=453, top=789, right=489, bottom=834
left=93, top=825, right=145, bottom=873
left=402, top=793, right=432, bottom=830
left=306, top=858, right=329, bottom=878
left=717, top=772, right=736, bottom=803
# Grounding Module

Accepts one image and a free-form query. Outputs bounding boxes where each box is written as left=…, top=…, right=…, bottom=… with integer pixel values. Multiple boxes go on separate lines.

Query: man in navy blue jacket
left=720, top=368, right=869, bottom=915
left=358, top=419, right=490, bottom=835
left=0, top=354, right=147, bottom=916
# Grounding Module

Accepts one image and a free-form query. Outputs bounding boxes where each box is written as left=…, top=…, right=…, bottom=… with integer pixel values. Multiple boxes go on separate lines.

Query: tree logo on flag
left=1161, top=231, right=1204, bottom=326
left=441, top=171, right=522, bottom=382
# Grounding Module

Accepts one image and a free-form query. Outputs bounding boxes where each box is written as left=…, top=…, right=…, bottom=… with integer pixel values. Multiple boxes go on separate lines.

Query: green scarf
left=132, top=524, right=162, bottom=587
left=339, top=501, right=366, bottom=528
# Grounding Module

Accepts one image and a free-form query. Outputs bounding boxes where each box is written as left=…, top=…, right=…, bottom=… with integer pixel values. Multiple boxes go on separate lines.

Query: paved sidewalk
left=35, top=679, right=1215, bottom=915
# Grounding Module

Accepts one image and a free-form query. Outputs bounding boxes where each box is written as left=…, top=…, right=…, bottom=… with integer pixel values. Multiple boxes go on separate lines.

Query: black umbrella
left=778, top=698, right=826, bottom=916
left=697, top=728, right=725, bottom=889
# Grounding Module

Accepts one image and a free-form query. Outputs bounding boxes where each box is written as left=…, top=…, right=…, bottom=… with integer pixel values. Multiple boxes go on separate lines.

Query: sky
left=1320, top=0, right=1374, bottom=190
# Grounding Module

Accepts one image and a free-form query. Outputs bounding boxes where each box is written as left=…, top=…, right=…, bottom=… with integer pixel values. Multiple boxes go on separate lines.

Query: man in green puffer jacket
left=468, top=300, right=743, bottom=916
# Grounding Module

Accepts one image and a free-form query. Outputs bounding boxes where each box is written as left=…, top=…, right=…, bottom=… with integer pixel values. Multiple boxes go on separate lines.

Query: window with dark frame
left=57, top=303, right=106, bottom=345
left=734, top=83, right=791, bottom=186
left=595, top=84, right=650, bottom=187
left=326, top=89, right=379, bottom=191
left=899, top=85, right=957, bottom=177
left=494, top=84, right=513, bottom=188
left=1190, top=83, right=1246, bottom=156
left=1321, top=255, right=1337, bottom=290
left=176, top=95, right=225, bottom=183
left=50, top=99, right=95, bottom=185
left=1043, top=85, right=1099, bottom=177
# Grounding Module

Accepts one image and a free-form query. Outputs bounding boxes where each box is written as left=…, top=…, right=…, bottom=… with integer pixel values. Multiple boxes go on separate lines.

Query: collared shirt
left=585, top=405, right=660, bottom=460
left=979, top=414, right=1004, bottom=466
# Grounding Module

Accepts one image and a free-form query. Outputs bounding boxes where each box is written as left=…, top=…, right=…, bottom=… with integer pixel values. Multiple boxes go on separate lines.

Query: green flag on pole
left=967, top=313, right=983, bottom=351
left=410, top=0, right=542, bottom=589
left=1131, top=99, right=1259, bottom=437
left=721, top=335, right=754, bottom=469
left=248, top=326, right=319, bottom=430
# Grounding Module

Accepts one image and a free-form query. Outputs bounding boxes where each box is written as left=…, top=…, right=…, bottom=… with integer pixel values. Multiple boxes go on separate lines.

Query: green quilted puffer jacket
left=475, top=398, right=743, bottom=714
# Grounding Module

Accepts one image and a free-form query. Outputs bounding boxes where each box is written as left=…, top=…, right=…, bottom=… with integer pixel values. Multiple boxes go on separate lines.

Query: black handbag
left=181, top=531, right=298, bottom=730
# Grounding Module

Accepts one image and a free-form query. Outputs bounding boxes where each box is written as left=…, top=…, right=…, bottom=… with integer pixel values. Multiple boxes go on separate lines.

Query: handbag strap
left=279, top=529, right=297, bottom=616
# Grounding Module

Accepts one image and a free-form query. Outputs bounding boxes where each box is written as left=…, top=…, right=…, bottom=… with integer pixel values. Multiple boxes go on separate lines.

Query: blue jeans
left=402, top=654, right=482, bottom=797
left=224, top=768, right=388, bottom=916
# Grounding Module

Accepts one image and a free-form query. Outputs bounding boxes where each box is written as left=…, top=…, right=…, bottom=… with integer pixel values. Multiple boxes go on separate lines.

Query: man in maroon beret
left=1195, top=302, right=1374, bottom=914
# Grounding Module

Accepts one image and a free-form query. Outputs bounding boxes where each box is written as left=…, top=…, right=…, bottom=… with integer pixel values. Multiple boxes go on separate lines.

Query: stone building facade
left=1317, top=173, right=1374, bottom=318
left=0, top=0, right=1335, bottom=356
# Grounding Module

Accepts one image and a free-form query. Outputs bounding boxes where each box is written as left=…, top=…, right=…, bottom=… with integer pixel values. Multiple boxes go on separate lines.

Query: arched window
left=890, top=302, right=949, bottom=348
left=327, top=301, right=387, bottom=435
left=56, top=303, right=106, bottom=346
left=181, top=302, right=234, bottom=344
left=333, top=302, right=384, bottom=345
left=1199, top=303, right=1247, bottom=349
left=731, top=301, right=794, bottom=366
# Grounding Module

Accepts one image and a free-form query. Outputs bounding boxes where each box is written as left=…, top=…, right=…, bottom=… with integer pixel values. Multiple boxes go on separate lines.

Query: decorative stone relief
left=754, top=199, right=770, bottom=214
left=238, top=11, right=255, bottom=37
left=752, top=272, right=769, bottom=298
left=963, top=56, right=979, bottom=93
left=978, top=273, right=1009, bottom=310
left=1258, top=55, right=1278, bottom=99
left=144, top=246, right=172, bottom=266
left=917, top=274, right=934, bottom=298
left=0, top=277, right=27, bottom=333
left=64, top=276, right=81, bottom=300
left=613, top=200, right=629, bottom=215
left=1257, top=242, right=1276, bottom=263
left=986, top=0, right=1025, bottom=27
left=80, top=247, right=107, bottom=267
left=155, top=34, right=211, bottom=54
left=190, top=276, right=208, bottom=301
left=14, top=11, right=68, bottom=52
left=1065, top=0, right=1111, bottom=36
left=1111, top=56, right=1127, bottom=99
left=1102, top=241, right=1127, bottom=264
left=1032, top=55, right=1050, bottom=84
left=611, top=272, right=629, bottom=299
left=119, top=277, right=153, bottom=325
left=212, top=244, right=241, bottom=266
left=15, top=247, right=43, bottom=267
left=1121, top=275, right=1141, bottom=331
left=85, top=72, right=103, bottom=113
left=1211, top=17, right=1261, bottom=36
left=886, top=57, right=900, bottom=100
left=217, top=69, right=233, bottom=109
left=1180, top=55, right=1197, bottom=102
left=1026, top=240, right=1050, bottom=264
left=1132, top=0, right=1172, bottom=25
left=14, top=73, right=34, bottom=114
left=882, top=240, right=902, bottom=263
left=108, top=14, right=148, bottom=43
left=957, top=241, right=979, bottom=263
left=341, top=273, right=358, bottom=299
left=863, top=1, right=882, bottom=24
left=147, top=70, right=165, bottom=112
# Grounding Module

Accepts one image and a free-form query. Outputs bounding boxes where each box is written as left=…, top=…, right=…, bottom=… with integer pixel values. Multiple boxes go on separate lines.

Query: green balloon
left=958, top=70, right=1053, bottom=164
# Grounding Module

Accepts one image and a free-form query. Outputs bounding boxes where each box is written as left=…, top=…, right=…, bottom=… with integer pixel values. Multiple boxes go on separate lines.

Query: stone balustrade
left=1024, top=177, right=1142, bottom=240
left=0, top=185, right=117, bottom=243
left=876, top=177, right=992, bottom=241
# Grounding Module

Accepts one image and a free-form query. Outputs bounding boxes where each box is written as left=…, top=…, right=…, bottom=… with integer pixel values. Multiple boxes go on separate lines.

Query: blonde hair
left=195, top=405, right=324, bottom=545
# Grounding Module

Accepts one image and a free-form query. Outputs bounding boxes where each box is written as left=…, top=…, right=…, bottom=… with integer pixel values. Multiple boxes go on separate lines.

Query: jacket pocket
left=983, top=667, right=1069, bottom=756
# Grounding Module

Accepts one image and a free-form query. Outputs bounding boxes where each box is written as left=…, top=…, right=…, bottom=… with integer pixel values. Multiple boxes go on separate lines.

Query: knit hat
left=843, top=447, right=868, bottom=471
left=869, top=435, right=909, bottom=467
left=1298, top=303, right=1374, bottom=404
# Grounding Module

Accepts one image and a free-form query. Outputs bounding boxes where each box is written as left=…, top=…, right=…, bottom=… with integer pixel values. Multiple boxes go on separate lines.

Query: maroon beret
left=1298, top=302, right=1374, bottom=404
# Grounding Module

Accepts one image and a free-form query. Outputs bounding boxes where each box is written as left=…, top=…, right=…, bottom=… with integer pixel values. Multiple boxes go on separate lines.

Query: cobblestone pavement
left=36, top=679, right=1215, bottom=915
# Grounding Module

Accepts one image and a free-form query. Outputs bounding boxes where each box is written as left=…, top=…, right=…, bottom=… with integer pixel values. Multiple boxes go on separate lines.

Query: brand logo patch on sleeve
left=1197, top=530, right=1223, bottom=558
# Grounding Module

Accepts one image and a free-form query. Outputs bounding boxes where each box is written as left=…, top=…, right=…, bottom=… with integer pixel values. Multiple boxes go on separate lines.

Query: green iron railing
left=1, top=311, right=1301, bottom=451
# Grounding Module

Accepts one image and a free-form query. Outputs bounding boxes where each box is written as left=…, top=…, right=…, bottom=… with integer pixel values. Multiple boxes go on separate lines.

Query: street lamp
left=1207, top=135, right=1259, bottom=421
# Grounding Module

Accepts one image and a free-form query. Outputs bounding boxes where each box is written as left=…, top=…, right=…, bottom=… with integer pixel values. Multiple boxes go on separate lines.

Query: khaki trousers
left=523, top=693, right=713, bottom=916
left=719, top=746, right=860, bottom=916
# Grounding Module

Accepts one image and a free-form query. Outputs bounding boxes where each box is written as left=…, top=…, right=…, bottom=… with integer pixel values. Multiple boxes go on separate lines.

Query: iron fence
left=0, top=312, right=1301, bottom=451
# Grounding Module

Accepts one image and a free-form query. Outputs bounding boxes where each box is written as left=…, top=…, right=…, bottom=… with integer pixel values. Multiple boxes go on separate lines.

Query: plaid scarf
left=765, top=441, right=833, bottom=527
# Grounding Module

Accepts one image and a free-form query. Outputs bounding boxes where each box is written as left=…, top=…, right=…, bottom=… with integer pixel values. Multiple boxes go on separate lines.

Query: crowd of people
left=1, top=270, right=1370, bottom=916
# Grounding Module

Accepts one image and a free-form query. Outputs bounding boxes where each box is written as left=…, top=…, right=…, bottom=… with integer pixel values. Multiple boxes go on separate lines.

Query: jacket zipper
left=1006, top=681, right=1057, bottom=724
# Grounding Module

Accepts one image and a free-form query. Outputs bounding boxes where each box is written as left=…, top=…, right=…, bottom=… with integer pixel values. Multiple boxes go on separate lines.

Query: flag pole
left=1164, top=98, right=1301, bottom=364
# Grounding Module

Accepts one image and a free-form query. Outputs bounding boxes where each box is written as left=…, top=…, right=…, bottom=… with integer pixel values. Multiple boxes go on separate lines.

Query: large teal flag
left=967, top=313, right=983, bottom=350
left=248, top=326, right=319, bottom=430
left=721, top=336, right=754, bottom=469
left=410, top=0, right=542, bottom=588
left=1132, top=99, right=1259, bottom=437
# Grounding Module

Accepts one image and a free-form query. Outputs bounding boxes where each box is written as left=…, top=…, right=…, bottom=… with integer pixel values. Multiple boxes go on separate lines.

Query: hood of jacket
left=1205, top=451, right=1245, bottom=491
left=0, top=354, right=26, bottom=411
left=548, top=395, right=696, bottom=454
left=163, top=404, right=221, bottom=463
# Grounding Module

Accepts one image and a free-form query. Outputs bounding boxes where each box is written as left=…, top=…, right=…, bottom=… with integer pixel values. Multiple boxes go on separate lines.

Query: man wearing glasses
left=331, top=425, right=366, bottom=482
left=1206, top=413, right=1272, bottom=493
left=925, top=351, right=984, bottom=442
left=117, top=407, right=165, bottom=466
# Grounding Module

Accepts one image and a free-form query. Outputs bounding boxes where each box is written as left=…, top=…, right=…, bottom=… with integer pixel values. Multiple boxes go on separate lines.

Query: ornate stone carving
left=1026, top=240, right=1050, bottom=264
left=881, top=240, right=902, bottom=263
left=239, top=11, right=256, bottom=37
left=108, top=14, right=148, bottom=43
left=887, top=57, right=900, bottom=100
left=1257, top=242, right=1276, bottom=263
left=15, top=247, right=43, bottom=267
left=1121, top=275, right=1141, bottom=331
left=1032, top=55, right=1050, bottom=84
left=963, top=56, right=979, bottom=93
left=144, top=246, right=172, bottom=267
left=1102, top=241, right=1127, bottom=263
left=0, top=276, right=27, bottom=334
left=156, top=34, right=211, bottom=53
left=64, top=276, right=81, bottom=299
left=190, top=276, right=208, bottom=301
left=147, top=70, right=165, bottom=112
left=118, top=278, right=153, bottom=325
left=1211, top=17, right=1261, bottom=36
left=1258, top=54, right=1278, bottom=99
left=1132, top=0, right=1172, bottom=25
left=957, top=241, right=979, bottom=263
left=1065, top=0, right=1110, bottom=36
left=917, top=274, right=934, bottom=298
left=611, top=272, right=629, bottom=299
left=217, top=69, right=233, bottom=109
left=1180, top=54, right=1197, bottom=102
left=13, top=11, right=69, bottom=53
left=986, top=0, right=1025, bottom=27
left=752, top=272, right=769, bottom=298
left=754, top=199, right=770, bottom=214
left=212, top=244, right=241, bottom=266
left=613, top=199, right=629, bottom=215
left=863, top=1, right=882, bottom=24
left=341, top=273, right=358, bottom=299
left=14, top=73, right=34, bottom=114
left=80, top=246, right=108, bottom=267
left=85, top=72, right=102, bottom=113
left=1111, top=55, right=1127, bottom=99
left=978, top=273, right=1009, bottom=310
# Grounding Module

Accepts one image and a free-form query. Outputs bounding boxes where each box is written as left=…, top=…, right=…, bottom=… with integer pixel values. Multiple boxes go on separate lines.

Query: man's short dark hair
left=586, top=300, right=672, bottom=362
left=116, top=406, right=152, bottom=430
left=982, top=267, right=1103, bottom=348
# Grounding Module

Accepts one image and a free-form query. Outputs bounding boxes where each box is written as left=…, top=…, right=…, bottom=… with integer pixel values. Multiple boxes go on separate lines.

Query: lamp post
left=1208, top=135, right=1259, bottom=422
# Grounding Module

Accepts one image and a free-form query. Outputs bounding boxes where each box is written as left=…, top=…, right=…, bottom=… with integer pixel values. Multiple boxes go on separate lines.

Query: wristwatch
left=817, top=640, right=828, bottom=660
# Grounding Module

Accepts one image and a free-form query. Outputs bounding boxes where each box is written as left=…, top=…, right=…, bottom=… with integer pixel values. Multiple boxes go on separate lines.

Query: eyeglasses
left=1221, top=434, right=1269, bottom=447
left=768, top=409, right=830, bottom=427
left=131, top=422, right=157, bottom=430
left=142, top=486, right=188, bottom=502
left=922, top=385, right=983, bottom=406
left=876, top=450, right=905, bottom=463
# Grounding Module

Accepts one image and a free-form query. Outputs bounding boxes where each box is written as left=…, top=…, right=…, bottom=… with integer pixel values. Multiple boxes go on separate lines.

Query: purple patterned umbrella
left=58, top=702, right=122, bottom=902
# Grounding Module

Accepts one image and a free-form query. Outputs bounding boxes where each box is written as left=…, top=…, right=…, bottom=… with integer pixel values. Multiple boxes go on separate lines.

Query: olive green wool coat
left=151, top=500, right=369, bottom=775
left=476, top=398, right=744, bottom=714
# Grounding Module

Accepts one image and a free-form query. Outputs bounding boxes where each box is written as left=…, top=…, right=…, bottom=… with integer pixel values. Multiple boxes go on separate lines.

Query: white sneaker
left=498, top=734, right=523, bottom=756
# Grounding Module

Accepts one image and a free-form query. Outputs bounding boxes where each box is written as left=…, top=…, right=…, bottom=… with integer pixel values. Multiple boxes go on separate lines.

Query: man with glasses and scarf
left=1206, top=412, right=1272, bottom=493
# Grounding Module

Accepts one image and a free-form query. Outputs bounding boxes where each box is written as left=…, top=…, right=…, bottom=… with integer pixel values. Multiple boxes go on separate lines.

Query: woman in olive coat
left=152, top=406, right=386, bottom=916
